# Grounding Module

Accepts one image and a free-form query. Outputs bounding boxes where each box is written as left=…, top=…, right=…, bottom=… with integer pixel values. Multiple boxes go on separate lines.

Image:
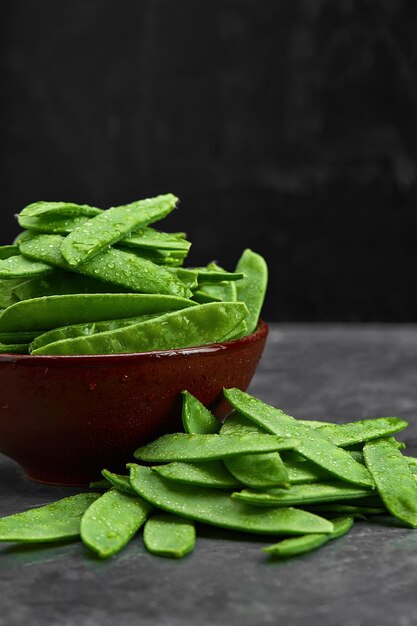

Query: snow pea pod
left=306, top=504, right=386, bottom=515
left=20, top=234, right=191, bottom=298
left=281, top=452, right=334, bottom=484
left=220, top=413, right=289, bottom=488
left=143, top=513, right=195, bottom=559
left=80, top=489, right=152, bottom=558
left=134, top=432, right=299, bottom=463
left=203, top=264, right=237, bottom=303
left=181, top=391, right=220, bottom=434
left=0, top=330, right=43, bottom=344
left=129, top=464, right=334, bottom=535
left=19, top=201, right=102, bottom=219
left=232, top=481, right=373, bottom=507
left=61, top=194, right=178, bottom=267
left=0, top=342, right=29, bottom=354
left=121, top=227, right=191, bottom=252
left=153, top=461, right=241, bottom=490
left=0, top=293, right=194, bottom=332
left=223, top=388, right=374, bottom=488
left=363, top=438, right=417, bottom=528
left=0, top=493, right=100, bottom=542
left=18, top=215, right=92, bottom=234
left=31, top=302, right=248, bottom=355
left=235, top=248, right=268, bottom=334
left=13, top=272, right=126, bottom=301
left=101, top=470, right=136, bottom=496
left=0, top=254, right=54, bottom=279
left=316, top=418, right=408, bottom=447
left=0, top=246, right=19, bottom=260
left=192, top=290, right=222, bottom=304
left=262, top=516, right=354, bottom=558
left=220, top=320, right=247, bottom=341
left=30, top=313, right=162, bottom=352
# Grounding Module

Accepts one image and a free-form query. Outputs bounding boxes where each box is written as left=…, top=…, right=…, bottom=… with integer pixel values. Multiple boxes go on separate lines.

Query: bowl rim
left=0, top=319, right=268, bottom=365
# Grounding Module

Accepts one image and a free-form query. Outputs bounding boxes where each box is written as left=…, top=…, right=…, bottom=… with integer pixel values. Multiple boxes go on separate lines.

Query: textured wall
left=1, top=0, right=417, bottom=320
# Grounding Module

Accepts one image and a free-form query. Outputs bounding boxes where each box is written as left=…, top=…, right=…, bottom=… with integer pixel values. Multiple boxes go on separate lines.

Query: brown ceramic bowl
left=0, top=321, right=268, bottom=486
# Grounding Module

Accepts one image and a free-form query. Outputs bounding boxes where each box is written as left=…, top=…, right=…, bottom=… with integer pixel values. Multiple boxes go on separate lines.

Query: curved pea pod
left=263, top=516, right=354, bottom=558
left=0, top=343, right=29, bottom=354
left=181, top=391, right=220, bottom=434
left=30, top=313, right=162, bottom=352
left=129, top=464, right=334, bottom=535
left=306, top=504, right=386, bottom=515
left=192, top=290, right=222, bottom=304
left=19, top=234, right=191, bottom=298
left=101, top=469, right=136, bottom=496
left=0, top=293, right=194, bottom=333
left=363, top=438, right=417, bottom=528
left=12, top=272, right=127, bottom=301
left=18, top=215, right=93, bottom=234
left=315, top=418, right=409, bottom=447
left=31, top=302, right=249, bottom=355
left=0, top=246, right=20, bottom=260
left=19, top=201, right=102, bottom=219
left=0, top=493, right=100, bottom=542
left=80, top=489, right=152, bottom=558
left=143, top=513, right=196, bottom=559
left=121, top=227, right=191, bottom=252
left=0, top=254, right=54, bottom=279
left=232, top=481, right=373, bottom=507
left=235, top=249, right=268, bottom=334
left=220, top=413, right=289, bottom=488
left=0, top=330, right=43, bottom=344
left=153, top=462, right=241, bottom=490
left=61, top=194, right=178, bottom=267
left=223, top=388, right=374, bottom=488
left=134, top=432, right=299, bottom=463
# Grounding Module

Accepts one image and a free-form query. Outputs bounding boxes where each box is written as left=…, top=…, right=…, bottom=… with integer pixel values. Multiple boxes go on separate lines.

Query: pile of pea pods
left=0, top=194, right=267, bottom=355
left=0, top=388, right=415, bottom=560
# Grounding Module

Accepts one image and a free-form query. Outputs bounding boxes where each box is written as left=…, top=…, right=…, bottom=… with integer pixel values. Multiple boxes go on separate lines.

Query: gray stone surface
left=1, top=324, right=417, bottom=626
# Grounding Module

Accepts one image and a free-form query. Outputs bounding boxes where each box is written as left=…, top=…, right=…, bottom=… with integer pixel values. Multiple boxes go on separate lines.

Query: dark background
left=1, top=0, right=417, bottom=322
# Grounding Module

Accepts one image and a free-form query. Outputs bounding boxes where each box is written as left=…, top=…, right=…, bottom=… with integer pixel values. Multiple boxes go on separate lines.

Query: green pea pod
left=363, top=438, right=417, bottom=528
left=101, top=469, right=136, bottom=496
left=235, top=249, right=268, bottom=334
left=18, top=215, right=92, bottom=234
left=134, top=432, right=299, bottom=463
left=19, top=201, right=102, bottom=219
left=153, top=461, right=241, bottom=490
left=0, top=342, right=29, bottom=354
left=316, top=418, right=408, bottom=447
left=0, top=330, right=43, bottom=344
left=223, top=388, right=374, bottom=488
left=200, top=263, right=237, bottom=302
left=119, top=246, right=188, bottom=267
left=181, top=391, right=220, bottom=434
left=232, top=481, right=373, bottom=507
left=80, top=489, right=152, bottom=558
left=30, top=313, right=162, bottom=352
left=13, top=272, right=127, bottom=301
left=129, top=464, right=334, bottom=535
left=61, top=194, right=178, bottom=267
left=31, top=302, right=249, bottom=355
left=0, top=246, right=20, bottom=260
left=0, top=493, right=100, bottom=542
left=20, top=234, right=191, bottom=298
left=122, top=227, right=191, bottom=252
left=220, top=413, right=289, bottom=488
left=192, top=290, right=222, bottom=304
left=306, top=504, right=386, bottom=515
left=193, top=268, right=245, bottom=285
left=281, top=452, right=333, bottom=484
left=0, top=293, right=194, bottom=333
left=143, top=513, right=196, bottom=559
left=167, top=268, right=199, bottom=290
left=0, top=254, right=54, bottom=279
left=262, top=516, right=354, bottom=558
left=220, top=320, right=248, bottom=341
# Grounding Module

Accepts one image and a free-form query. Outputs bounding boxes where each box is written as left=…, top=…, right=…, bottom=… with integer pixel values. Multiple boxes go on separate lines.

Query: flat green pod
left=80, top=489, right=152, bottom=558
left=153, top=461, right=241, bottom=489
left=181, top=391, right=220, bottom=434
left=101, top=470, right=136, bottom=496
left=129, top=464, right=334, bottom=535
left=0, top=254, right=54, bottom=279
left=13, top=272, right=126, bottom=301
left=316, top=418, right=408, bottom=447
left=134, top=432, right=299, bottom=463
left=281, top=452, right=334, bottom=484
left=167, top=268, right=199, bottom=290
left=0, top=330, right=43, bottom=344
left=61, top=194, right=178, bottom=267
left=306, top=504, right=386, bottom=515
left=20, top=234, right=191, bottom=298
left=232, top=481, right=373, bottom=507
left=235, top=249, right=268, bottom=334
left=31, top=302, right=249, bottom=355
left=122, top=227, right=191, bottom=252
left=0, top=342, right=29, bottom=354
left=143, top=513, right=195, bottom=559
left=119, top=246, right=188, bottom=267
left=18, top=215, right=92, bottom=234
left=363, top=438, right=417, bottom=528
left=192, top=290, right=223, bottom=304
left=0, top=246, right=20, bottom=260
left=223, top=388, right=374, bottom=488
left=30, top=313, right=162, bottom=352
left=0, top=293, right=195, bottom=333
left=263, top=516, right=354, bottom=558
left=0, top=493, right=100, bottom=542
left=220, top=413, right=289, bottom=488
left=19, top=201, right=102, bottom=219
left=220, top=320, right=248, bottom=341
left=203, top=265, right=237, bottom=303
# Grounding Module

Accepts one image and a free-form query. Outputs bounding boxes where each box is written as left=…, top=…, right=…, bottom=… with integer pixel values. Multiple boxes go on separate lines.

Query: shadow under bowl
left=0, top=321, right=268, bottom=486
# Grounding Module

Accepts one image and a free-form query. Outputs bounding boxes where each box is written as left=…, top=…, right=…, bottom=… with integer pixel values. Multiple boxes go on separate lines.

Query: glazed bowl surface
left=0, top=321, right=268, bottom=485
